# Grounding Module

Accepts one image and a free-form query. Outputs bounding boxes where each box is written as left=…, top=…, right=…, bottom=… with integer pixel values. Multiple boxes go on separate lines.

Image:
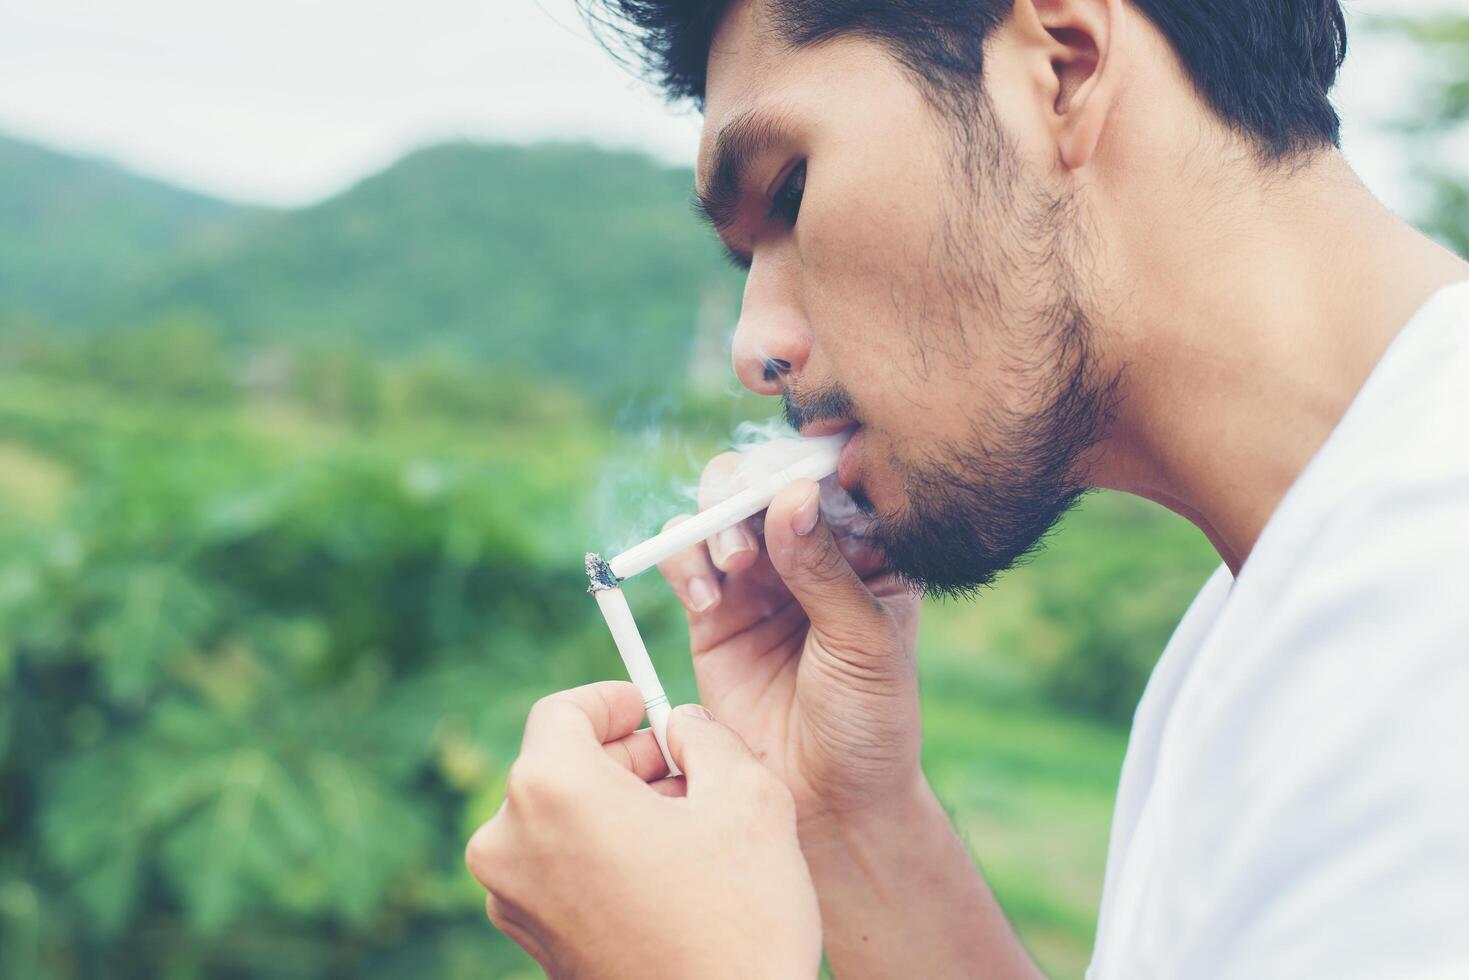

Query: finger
left=763, top=479, right=896, bottom=655
left=603, top=726, right=671, bottom=783
left=674, top=537, right=803, bottom=653
left=655, top=514, right=723, bottom=615
left=522, top=681, right=646, bottom=760
left=699, top=452, right=761, bottom=573
left=486, top=892, right=552, bottom=971
left=665, top=703, right=769, bottom=801
left=648, top=775, right=688, bottom=798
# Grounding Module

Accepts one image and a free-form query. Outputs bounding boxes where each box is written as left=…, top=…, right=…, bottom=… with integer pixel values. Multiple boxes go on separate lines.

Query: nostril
left=761, top=357, right=792, bottom=384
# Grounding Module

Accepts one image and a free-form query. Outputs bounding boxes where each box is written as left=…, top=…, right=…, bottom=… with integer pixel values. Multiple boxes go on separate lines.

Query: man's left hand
left=465, top=681, right=822, bottom=978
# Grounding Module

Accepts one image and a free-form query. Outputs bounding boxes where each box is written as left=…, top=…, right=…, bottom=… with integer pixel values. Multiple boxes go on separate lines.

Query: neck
left=1097, top=151, right=1469, bottom=574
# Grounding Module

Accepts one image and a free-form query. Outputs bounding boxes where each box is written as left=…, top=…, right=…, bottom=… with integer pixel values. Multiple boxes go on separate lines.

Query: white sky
left=0, top=0, right=1458, bottom=211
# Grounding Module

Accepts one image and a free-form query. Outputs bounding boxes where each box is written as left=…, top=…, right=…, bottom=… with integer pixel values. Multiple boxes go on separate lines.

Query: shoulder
left=1235, top=279, right=1469, bottom=660
left=1122, top=485, right=1469, bottom=977
left=1202, top=286, right=1469, bottom=822
left=1119, top=288, right=1469, bottom=976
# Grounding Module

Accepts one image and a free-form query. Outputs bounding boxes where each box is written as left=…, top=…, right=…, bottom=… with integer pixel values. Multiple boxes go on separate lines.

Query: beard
left=874, top=292, right=1117, bottom=599
left=786, top=127, right=1120, bottom=599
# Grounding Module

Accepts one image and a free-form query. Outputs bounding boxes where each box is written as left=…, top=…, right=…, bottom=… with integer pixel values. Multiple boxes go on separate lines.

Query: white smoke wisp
left=589, top=403, right=704, bottom=558
left=725, top=419, right=878, bottom=542
left=588, top=413, right=878, bottom=581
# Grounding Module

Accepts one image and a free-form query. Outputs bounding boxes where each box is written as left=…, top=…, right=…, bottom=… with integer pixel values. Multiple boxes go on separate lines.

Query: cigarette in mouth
left=606, top=432, right=849, bottom=581
left=585, top=432, right=850, bottom=778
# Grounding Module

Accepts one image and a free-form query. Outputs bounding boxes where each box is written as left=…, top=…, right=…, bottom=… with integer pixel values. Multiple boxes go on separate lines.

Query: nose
left=730, top=256, right=811, bottom=396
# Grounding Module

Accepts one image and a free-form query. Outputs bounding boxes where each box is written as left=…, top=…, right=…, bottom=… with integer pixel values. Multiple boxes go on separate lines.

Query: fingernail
left=687, top=576, right=720, bottom=613
left=713, top=525, right=754, bottom=564
left=675, top=703, right=713, bottom=721
left=791, top=485, right=821, bottom=536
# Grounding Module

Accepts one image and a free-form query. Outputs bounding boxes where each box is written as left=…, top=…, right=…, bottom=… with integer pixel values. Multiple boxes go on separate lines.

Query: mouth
left=797, top=418, right=858, bottom=440
left=796, top=419, right=861, bottom=489
left=835, top=428, right=862, bottom=491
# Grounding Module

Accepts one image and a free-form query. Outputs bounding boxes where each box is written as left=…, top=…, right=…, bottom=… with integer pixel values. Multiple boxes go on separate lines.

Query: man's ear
left=1012, top=0, right=1125, bottom=171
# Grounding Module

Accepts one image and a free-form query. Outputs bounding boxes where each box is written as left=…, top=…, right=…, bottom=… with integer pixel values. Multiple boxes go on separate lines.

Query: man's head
left=584, top=0, right=1348, bottom=595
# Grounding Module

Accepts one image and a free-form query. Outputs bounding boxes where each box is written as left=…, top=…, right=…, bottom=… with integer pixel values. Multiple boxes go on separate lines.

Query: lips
left=797, top=418, right=857, bottom=439
left=836, top=427, right=862, bottom=491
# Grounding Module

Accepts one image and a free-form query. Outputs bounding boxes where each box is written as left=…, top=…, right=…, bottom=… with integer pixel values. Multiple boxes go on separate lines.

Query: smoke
left=591, top=413, right=876, bottom=558
left=590, top=397, right=706, bottom=556
left=727, top=419, right=876, bottom=540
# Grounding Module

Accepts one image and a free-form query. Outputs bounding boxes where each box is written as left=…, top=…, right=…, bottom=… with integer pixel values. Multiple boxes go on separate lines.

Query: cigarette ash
left=584, top=552, right=622, bottom=593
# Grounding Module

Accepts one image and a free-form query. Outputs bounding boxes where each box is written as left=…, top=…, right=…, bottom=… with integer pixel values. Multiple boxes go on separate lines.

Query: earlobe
left=1030, top=0, right=1125, bottom=171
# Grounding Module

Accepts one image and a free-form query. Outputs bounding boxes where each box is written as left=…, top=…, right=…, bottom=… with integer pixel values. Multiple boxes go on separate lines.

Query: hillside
left=0, top=134, right=251, bottom=321
left=0, top=135, right=740, bottom=404
left=100, top=142, right=741, bottom=402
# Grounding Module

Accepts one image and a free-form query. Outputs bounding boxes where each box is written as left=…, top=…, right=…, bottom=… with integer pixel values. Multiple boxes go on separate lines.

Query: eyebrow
left=693, top=108, right=792, bottom=261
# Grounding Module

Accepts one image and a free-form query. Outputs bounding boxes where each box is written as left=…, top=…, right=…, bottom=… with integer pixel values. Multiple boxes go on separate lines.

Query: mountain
left=0, top=134, right=253, bottom=322
left=40, top=139, right=741, bottom=403
left=0, top=134, right=741, bottom=403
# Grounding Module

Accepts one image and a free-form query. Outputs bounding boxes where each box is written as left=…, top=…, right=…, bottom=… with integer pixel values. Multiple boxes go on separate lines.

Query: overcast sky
left=0, top=0, right=1457, bottom=212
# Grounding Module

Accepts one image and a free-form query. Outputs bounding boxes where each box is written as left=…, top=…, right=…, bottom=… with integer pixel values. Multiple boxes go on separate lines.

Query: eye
left=768, top=162, right=806, bottom=226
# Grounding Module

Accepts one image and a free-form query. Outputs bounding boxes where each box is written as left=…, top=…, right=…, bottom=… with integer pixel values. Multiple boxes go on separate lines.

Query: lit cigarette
left=585, top=433, right=850, bottom=778
left=585, top=552, right=680, bottom=776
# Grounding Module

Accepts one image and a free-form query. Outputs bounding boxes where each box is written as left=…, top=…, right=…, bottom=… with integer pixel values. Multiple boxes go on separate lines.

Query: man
left=465, top=0, right=1469, bottom=975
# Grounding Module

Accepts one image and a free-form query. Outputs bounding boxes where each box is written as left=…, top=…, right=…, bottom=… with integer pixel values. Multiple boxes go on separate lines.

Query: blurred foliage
left=1377, top=12, right=1469, bottom=254
left=0, top=17, right=1465, bottom=976
left=981, top=494, right=1219, bottom=723
left=0, top=134, right=249, bottom=322
left=0, top=350, right=636, bottom=977
left=0, top=138, right=742, bottom=409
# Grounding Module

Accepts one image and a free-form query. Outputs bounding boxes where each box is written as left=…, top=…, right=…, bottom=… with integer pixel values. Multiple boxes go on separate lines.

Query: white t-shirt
left=1087, top=283, right=1469, bottom=980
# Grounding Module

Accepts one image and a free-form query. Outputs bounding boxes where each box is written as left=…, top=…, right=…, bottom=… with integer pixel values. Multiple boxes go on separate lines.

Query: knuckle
left=464, top=821, right=505, bottom=883
left=505, top=757, right=564, bottom=810
left=524, top=693, right=557, bottom=731
left=464, top=834, right=484, bottom=876
left=485, top=893, right=520, bottom=935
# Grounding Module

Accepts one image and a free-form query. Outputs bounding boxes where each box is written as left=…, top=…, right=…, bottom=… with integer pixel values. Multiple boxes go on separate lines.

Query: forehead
left=696, top=0, right=782, bottom=183
left=693, top=2, right=939, bottom=201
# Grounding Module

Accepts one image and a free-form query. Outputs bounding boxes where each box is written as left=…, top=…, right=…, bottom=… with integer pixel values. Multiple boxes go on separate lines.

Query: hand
left=465, top=682, right=821, bottom=979
left=660, top=469, right=1042, bottom=980
left=657, top=459, right=925, bottom=828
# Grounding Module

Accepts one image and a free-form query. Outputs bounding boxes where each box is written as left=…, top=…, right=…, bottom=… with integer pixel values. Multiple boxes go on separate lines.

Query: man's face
left=699, top=0, right=1119, bottom=595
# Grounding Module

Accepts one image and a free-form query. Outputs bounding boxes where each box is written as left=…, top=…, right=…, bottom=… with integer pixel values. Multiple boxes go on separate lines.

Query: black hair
left=581, top=0, right=1348, bottom=160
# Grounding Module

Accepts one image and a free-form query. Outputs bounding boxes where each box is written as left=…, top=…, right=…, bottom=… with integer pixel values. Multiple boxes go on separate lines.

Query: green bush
left=0, top=385, right=648, bottom=977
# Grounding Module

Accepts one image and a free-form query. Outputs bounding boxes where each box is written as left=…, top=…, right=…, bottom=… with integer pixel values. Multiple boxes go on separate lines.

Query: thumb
left=763, top=479, right=892, bottom=651
left=666, top=704, right=765, bottom=796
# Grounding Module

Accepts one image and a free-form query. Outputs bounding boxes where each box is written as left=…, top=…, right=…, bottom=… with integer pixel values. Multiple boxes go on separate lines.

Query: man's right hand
left=658, top=454, right=1044, bottom=980
left=655, top=452, right=925, bottom=828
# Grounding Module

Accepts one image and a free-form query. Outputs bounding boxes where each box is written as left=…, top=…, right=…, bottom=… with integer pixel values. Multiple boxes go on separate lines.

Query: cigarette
left=584, top=432, right=849, bottom=781
left=606, top=432, right=848, bottom=581
left=586, top=554, right=680, bottom=776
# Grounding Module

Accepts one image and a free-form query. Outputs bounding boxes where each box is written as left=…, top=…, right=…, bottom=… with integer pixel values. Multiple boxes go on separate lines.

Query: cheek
left=797, top=137, right=962, bottom=386
left=799, top=170, right=1011, bottom=395
left=800, top=200, right=1003, bottom=455
left=801, top=233, right=944, bottom=462
left=802, top=223, right=922, bottom=383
